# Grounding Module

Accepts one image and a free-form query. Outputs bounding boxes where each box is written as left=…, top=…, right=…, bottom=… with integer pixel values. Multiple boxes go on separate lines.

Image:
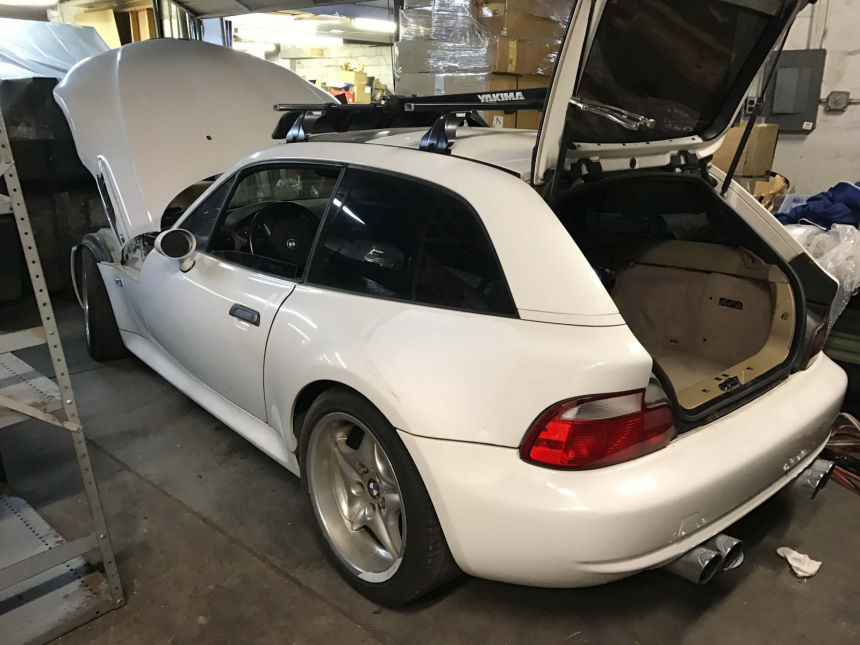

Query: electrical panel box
left=762, top=49, right=826, bottom=134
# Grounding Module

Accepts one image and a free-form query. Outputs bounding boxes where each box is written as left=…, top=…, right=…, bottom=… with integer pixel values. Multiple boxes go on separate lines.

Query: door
left=137, top=163, right=342, bottom=420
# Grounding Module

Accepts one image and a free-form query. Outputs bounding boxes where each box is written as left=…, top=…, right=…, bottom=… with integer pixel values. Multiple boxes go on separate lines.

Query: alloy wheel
left=306, top=412, right=406, bottom=582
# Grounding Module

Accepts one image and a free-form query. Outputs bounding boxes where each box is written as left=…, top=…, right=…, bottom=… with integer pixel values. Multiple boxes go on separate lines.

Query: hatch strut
left=720, top=28, right=791, bottom=196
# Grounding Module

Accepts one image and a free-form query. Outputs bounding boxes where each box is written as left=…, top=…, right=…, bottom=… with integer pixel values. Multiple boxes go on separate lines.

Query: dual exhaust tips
left=663, top=534, right=744, bottom=585
left=662, top=458, right=834, bottom=585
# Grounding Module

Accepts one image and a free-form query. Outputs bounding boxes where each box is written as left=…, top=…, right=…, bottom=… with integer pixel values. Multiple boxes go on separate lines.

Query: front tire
left=80, top=247, right=129, bottom=361
left=300, top=387, right=460, bottom=605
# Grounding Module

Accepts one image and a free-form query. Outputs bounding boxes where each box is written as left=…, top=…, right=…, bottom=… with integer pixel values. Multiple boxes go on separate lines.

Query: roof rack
left=272, top=87, right=547, bottom=154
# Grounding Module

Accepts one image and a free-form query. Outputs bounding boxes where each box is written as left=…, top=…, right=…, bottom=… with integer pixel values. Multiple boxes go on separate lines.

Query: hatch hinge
left=570, top=157, right=604, bottom=182
left=666, top=150, right=715, bottom=185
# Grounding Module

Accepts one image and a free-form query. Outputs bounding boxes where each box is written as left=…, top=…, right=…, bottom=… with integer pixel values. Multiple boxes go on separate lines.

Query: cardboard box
left=515, top=74, right=550, bottom=129
left=396, top=36, right=557, bottom=75
left=338, top=69, right=368, bottom=87
left=477, top=2, right=565, bottom=41
left=396, top=71, right=516, bottom=96
left=352, top=84, right=372, bottom=104
left=712, top=123, right=779, bottom=179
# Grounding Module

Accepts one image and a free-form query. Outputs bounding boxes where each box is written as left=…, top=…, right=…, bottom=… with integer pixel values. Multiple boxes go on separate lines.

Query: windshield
left=568, top=0, right=776, bottom=143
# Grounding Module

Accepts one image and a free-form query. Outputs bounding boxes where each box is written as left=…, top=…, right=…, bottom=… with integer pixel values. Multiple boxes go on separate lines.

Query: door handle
left=229, top=303, right=260, bottom=326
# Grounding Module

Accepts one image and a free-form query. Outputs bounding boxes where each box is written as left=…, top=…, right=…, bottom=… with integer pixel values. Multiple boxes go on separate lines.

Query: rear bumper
left=400, top=354, right=846, bottom=587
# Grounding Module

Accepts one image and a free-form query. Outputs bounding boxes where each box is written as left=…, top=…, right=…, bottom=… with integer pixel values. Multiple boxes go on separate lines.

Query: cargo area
left=554, top=174, right=799, bottom=411
left=611, top=240, right=795, bottom=409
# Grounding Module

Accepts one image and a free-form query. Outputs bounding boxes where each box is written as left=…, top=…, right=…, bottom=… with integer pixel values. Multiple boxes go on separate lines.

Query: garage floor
left=1, top=295, right=858, bottom=645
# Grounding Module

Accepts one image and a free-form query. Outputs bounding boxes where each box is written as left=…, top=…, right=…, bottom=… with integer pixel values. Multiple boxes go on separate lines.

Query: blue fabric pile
left=778, top=182, right=860, bottom=229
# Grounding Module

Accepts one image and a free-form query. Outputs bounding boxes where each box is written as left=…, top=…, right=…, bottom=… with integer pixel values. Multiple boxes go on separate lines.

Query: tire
left=300, top=387, right=460, bottom=605
left=80, top=247, right=129, bottom=361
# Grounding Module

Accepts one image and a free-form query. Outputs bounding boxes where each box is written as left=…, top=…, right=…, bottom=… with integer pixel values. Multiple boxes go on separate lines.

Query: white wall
left=772, top=0, right=860, bottom=193
left=280, top=44, right=394, bottom=92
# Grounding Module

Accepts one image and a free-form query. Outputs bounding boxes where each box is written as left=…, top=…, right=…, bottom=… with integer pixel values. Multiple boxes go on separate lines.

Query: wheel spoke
left=332, top=434, right=362, bottom=482
left=347, top=499, right=374, bottom=531
left=356, top=429, right=377, bottom=471
left=368, top=505, right=402, bottom=557
left=373, top=442, right=397, bottom=490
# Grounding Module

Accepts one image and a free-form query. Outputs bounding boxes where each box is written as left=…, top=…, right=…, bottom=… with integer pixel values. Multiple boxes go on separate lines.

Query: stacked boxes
left=395, top=0, right=569, bottom=129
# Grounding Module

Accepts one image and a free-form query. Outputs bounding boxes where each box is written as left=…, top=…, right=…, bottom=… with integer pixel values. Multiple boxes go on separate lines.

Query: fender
left=70, top=231, right=116, bottom=307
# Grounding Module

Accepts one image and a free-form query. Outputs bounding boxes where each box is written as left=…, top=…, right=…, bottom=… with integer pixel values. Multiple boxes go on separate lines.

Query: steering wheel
left=248, top=202, right=319, bottom=269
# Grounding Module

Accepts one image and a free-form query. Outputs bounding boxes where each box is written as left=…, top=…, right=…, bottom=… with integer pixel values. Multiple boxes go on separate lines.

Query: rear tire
left=80, top=247, right=129, bottom=361
left=300, top=387, right=460, bottom=605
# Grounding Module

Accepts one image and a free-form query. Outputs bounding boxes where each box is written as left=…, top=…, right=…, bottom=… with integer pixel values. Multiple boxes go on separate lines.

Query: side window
left=207, top=165, right=340, bottom=280
left=308, top=169, right=516, bottom=315
left=178, top=179, right=233, bottom=249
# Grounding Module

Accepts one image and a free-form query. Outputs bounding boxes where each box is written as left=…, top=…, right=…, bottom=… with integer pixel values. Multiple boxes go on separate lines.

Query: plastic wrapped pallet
left=400, top=2, right=486, bottom=42
left=396, top=36, right=558, bottom=75
left=396, top=0, right=561, bottom=81
left=475, top=0, right=570, bottom=40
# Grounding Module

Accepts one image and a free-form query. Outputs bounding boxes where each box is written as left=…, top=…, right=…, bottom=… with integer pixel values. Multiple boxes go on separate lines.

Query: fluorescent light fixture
left=353, top=18, right=396, bottom=33
left=0, top=0, right=55, bottom=5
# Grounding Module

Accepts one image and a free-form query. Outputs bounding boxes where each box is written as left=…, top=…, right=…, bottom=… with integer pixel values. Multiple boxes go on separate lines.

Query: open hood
left=54, top=39, right=335, bottom=245
left=533, top=0, right=807, bottom=184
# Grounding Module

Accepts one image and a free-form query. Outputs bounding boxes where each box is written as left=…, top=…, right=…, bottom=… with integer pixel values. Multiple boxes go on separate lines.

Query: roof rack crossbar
left=271, top=87, right=549, bottom=149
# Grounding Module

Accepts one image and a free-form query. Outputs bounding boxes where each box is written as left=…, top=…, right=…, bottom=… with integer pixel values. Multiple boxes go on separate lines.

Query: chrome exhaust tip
left=791, top=458, right=834, bottom=499
left=663, top=545, right=724, bottom=585
left=703, top=534, right=744, bottom=570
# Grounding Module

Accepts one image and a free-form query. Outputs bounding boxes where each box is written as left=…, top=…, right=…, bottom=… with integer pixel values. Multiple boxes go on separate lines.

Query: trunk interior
left=554, top=173, right=798, bottom=412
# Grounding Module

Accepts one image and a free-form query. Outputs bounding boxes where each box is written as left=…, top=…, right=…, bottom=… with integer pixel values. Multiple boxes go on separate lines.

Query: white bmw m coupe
left=56, top=0, right=845, bottom=605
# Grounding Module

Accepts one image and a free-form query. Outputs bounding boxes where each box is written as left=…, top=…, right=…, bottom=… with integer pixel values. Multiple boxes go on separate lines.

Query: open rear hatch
left=532, top=0, right=839, bottom=426
left=532, top=0, right=809, bottom=182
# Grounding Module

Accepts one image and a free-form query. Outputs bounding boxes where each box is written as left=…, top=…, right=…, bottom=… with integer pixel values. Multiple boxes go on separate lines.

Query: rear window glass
left=569, top=0, right=773, bottom=143
left=307, top=169, right=516, bottom=316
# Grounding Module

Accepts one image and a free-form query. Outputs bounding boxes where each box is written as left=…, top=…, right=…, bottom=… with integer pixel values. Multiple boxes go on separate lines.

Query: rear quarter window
left=307, top=169, right=517, bottom=316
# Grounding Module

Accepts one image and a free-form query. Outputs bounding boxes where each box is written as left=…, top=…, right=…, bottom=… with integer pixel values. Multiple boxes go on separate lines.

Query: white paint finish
left=773, top=0, right=860, bottom=193
left=400, top=354, right=845, bottom=587
left=98, top=263, right=147, bottom=337
left=712, top=165, right=807, bottom=261
left=134, top=252, right=296, bottom=421
left=367, top=128, right=540, bottom=179
left=54, top=39, right=335, bottom=244
left=263, top=285, right=651, bottom=450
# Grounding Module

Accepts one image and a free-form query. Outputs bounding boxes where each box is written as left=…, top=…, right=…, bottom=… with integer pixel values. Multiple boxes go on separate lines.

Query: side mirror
left=155, top=228, right=196, bottom=272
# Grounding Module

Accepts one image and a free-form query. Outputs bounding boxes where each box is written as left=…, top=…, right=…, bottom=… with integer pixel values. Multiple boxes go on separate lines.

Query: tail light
left=520, top=390, right=674, bottom=469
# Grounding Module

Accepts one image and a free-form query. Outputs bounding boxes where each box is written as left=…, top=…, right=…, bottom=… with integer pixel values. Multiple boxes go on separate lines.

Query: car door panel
left=137, top=250, right=295, bottom=421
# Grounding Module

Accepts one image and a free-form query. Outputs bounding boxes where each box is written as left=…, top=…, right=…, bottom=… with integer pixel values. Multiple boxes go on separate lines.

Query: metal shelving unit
left=0, top=107, right=124, bottom=643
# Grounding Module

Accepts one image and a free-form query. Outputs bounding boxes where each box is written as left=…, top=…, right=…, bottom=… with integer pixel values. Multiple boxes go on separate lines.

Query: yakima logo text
left=476, top=91, right=525, bottom=103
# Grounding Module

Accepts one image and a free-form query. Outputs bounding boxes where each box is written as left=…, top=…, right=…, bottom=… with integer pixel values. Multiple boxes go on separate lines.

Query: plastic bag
left=785, top=223, right=860, bottom=325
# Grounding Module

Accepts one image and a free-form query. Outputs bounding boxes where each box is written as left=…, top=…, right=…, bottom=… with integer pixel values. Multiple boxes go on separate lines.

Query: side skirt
left=120, top=330, right=300, bottom=477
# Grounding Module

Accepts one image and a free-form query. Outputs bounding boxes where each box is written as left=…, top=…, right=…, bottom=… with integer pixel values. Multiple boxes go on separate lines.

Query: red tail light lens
left=520, top=390, right=674, bottom=469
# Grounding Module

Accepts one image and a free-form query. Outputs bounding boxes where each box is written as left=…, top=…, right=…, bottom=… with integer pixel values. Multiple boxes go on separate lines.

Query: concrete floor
left=1, top=294, right=858, bottom=644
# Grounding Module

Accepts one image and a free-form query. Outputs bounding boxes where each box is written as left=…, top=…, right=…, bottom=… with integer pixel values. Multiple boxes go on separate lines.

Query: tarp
left=0, top=18, right=107, bottom=80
